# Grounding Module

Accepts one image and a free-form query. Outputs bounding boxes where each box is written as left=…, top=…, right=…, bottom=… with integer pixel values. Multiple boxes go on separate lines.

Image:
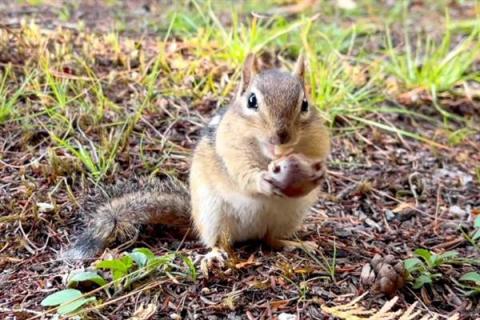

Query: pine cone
left=360, top=254, right=406, bottom=296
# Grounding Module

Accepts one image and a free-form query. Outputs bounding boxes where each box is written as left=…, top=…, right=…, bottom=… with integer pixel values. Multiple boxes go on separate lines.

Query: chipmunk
left=63, top=53, right=330, bottom=271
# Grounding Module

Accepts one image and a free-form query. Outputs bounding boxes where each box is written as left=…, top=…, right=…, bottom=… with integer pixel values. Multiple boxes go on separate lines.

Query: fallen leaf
left=270, top=300, right=290, bottom=311
left=396, top=88, right=430, bottom=106
left=129, top=303, right=157, bottom=320
left=392, top=202, right=415, bottom=213
left=472, top=208, right=480, bottom=217
left=343, top=62, right=367, bottom=87
left=234, top=254, right=258, bottom=269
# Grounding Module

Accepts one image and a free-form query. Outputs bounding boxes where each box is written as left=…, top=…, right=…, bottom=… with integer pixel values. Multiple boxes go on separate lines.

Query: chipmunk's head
left=233, top=53, right=316, bottom=159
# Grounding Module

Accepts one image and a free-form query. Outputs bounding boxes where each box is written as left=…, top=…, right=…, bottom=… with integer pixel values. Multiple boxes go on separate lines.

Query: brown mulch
left=1, top=106, right=479, bottom=319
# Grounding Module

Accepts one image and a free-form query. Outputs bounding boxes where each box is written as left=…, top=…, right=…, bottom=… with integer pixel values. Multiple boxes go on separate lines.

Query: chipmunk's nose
left=269, top=129, right=290, bottom=145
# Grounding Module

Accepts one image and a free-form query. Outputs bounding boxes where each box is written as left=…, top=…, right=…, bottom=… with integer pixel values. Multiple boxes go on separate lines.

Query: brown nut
left=268, top=153, right=323, bottom=198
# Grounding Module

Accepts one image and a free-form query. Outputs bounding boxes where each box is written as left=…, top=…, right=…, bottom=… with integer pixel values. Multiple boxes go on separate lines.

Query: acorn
left=268, top=153, right=324, bottom=198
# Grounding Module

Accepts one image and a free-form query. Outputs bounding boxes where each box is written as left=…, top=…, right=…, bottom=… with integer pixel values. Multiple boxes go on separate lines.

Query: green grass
left=385, top=23, right=480, bottom=93
left=0, top=65, right=33, bottom=124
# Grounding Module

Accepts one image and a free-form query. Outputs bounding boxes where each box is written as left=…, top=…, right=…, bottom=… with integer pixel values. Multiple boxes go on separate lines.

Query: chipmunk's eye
left=247, top=93, right=258, bottom=110
left=301, top=99, right=309, bottom=113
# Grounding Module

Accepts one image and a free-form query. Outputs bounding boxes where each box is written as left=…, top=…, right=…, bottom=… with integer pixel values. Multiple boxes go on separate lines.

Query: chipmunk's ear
left=238, top=53, right=259, bottom=95
left=293, top=52, right=305, bottom=82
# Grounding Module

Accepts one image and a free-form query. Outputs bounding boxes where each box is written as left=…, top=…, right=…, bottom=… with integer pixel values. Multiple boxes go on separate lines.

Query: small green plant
left=41, top=289, right=96, bottom=316
left=458, top=271, right=480, bottom=296
left=461, top=216, right=480, bottom=250
left=404, top=249, right=459, bottom=289
left=97, top=248, right=175, bottom=289
left=447, top=128, right=475, bottom=146
left=42, top=248, right=195, bottom=316
left=67, top=271, right=107, bottom=287
left=42, top=59, right=71, bottom=110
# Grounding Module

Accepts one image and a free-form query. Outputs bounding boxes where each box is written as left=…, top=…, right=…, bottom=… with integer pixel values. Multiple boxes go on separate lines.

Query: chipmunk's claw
left=258, top=172, right=286, bottom=197
left=196, top=247, right=229, bottom=277
left=267, top=238, right=318, bottom=253
left=298, top=240, right=319, bottom=253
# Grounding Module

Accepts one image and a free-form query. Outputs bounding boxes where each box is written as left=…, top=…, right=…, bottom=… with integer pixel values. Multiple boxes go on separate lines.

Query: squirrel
left=62, top=53, right=330, bottom=271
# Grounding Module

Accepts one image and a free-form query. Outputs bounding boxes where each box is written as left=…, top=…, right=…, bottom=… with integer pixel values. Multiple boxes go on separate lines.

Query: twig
left=431, top=237, right=465, bottom=250
left=433, top=184, right=442, bottom=235
left=0, top=153, right=46, bottom=169
left=408, top=172, right=420, bottom=207
left=0, top=214, right=26, bottom=223
left=0, top=307, right=44, bottom=316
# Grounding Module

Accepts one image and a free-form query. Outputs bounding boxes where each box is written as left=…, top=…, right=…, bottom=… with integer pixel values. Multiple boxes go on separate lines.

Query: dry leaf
left=270, top=299, right=290, bottom=311
left=396, top=88, right=431, bottom=106
left=321, top=293, right=460, bottom=320
left=392, top=202, right=415, bottom=213
left=385, top=76, right=401, bottom=96
left=343, top=62, right=367, bottom=87
left=235, top=254, right=258, bottom=269
left=129, top=303, right=157, bottom=320
left=472, top=208, right=480, bottom=217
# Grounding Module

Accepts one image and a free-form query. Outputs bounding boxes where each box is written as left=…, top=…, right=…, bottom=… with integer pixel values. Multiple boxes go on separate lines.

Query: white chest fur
left=195, top=185, right=317, bottom=247
left=220, top=190, right=314, bottom=243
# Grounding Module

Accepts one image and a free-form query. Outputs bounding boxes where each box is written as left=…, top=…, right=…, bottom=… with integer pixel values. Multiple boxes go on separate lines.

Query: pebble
left=385, top=209, right=395, bottom=221
left=449, top=205, right=466, bottom=218
left=278, top=313, right=297, bottom=320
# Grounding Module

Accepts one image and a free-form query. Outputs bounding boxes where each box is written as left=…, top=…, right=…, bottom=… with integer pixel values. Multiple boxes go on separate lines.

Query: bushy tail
left=61, top=177, right=190, bottom=261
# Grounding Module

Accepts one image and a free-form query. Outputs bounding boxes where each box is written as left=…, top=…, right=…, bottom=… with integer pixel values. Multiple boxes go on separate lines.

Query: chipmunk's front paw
left=297, top=240, right=319, bottom=253
left=267, top=239, right=318, bottom=253
left=196, top=247, right=229, bottom=277
left=257, top=171, right=286, bottom=197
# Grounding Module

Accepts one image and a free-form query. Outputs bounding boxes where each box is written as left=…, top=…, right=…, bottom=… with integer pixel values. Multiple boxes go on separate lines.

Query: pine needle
left=321, top=293, right=460, bottom=320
